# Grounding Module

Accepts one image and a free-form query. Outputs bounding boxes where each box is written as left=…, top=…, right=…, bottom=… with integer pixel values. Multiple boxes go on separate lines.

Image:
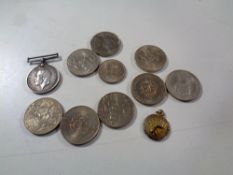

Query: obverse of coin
left=98, top=92, right=135, bottom=128
left=27, top=64, right=60, bottom=94
left=67, top=49, right=100, bottom=77
left=98, top=59, right=126, bottom=84
left=135, top=45, right=167, bottom=72
left=24, top=97, right=64, bottom=135
left=131, top=73, right=167, bottom=105
left=60, top=106, right=100, bottom=145
left=144, top=110, right=170, bottom=141
left=90, top=32, right=121, bottom=57
left=165, top=70, right=201, bottom=101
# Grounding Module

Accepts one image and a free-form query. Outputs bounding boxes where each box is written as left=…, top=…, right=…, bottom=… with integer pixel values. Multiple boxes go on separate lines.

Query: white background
left=0, top=0, right=233, bottom=174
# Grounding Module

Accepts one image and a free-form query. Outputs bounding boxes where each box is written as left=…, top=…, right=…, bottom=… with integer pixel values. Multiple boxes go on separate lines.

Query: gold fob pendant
left=144, top=110, right=170, bottom=141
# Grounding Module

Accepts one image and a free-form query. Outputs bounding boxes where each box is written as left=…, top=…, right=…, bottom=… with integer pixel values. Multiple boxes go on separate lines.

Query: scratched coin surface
left=98, top=59, right=126, bottom=84
left=166, top=70, right=201, bottom=101
left=67, top=49, right=100, bottom=76
left=24, top=97, right=64, bottom=135
left=98, top=92, right=135, bottom=128
left=135, top=45, right=167, bottom=72
left=90, top=32, right=121, bottom=57
left=144, top=110, right=170, bottom=141
left=27, top=64, right=60, bottom=94
left=131, top=73, right=167, bottom=105
left=60, top=106, right=100, bottom=145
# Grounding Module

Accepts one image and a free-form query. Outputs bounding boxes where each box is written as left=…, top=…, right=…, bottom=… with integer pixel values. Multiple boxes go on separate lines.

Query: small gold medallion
left=144, top=110, right=170, bottom=141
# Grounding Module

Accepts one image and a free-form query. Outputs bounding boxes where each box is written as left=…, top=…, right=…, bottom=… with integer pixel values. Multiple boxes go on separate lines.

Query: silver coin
left=60, top=106, right=100, bottom=145
left=27, top=64, right=60, bottom=94
left=90, top=32, right=121, bottom=57
left=135, top=45, right=167, bottom=72
left=67, top=49, right=100, bottom=77
left=24, top=97, right=64, bottom=135
left=166, top=70, right=201, bottom=101
left=98, top=59, right=126, bottom=84
left=98, top=92, right=135, bottom=128
left=131, top=73, right=167, bottom=105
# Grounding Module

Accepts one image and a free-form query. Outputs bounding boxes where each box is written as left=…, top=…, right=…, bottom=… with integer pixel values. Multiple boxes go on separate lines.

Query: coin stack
left=24, top=31, right=202, bottom=145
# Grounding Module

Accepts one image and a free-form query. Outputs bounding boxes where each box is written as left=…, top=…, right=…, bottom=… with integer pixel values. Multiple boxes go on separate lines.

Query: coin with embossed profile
left=67, top=49, right=100, bottom=77
left=98, top=59, right=126, bottom=84
left=98, top=92, right=135, bottom=128
left=144, top=110, right=170, bottom=141
left=131, top=73, right=167, bottom=105
left=90, top=32, right=121, bottom=57
left=165, top=70, right=201, bottom=101
left=135, top=45, right=167, bottom=72
left=27, top=64, right=60, bottom=94
left=24, top=97, right=64, bottom=135
left=60, top=106, right=100, bottom=145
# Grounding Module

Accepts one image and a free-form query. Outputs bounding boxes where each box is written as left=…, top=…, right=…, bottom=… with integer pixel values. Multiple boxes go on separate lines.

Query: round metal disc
left=131, top=73, right=167, bottom=105
left=98, top=92, right=135, bottom=128
left=27, top=64, right=60, bottom=94
left=98, top=59, right=126, bottom=84
left=144, top=110, right=170, bottom=141
left=166, top=70, right=201, bottom=101
left=60, top=106, right=100, bottom=145
left=90, top=32, right=121, bottom=57
left=135, top=45, right=167, bottom=72
left=67, top=49, right=100, bottom=77
left=24, top=97, right=64, bottom=135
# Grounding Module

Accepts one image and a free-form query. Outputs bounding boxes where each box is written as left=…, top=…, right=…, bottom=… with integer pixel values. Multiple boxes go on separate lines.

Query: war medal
left=27, top=53, right=61, bottom=94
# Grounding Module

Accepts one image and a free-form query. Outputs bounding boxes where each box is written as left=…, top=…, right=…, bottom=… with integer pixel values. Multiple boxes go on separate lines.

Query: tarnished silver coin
left=135, top=45, right=167, bottom=72
left=24, top=97, right=64, bottom=135
left=166, top=70, right=201, bottom=101
left=131, top=73, right=167, bottom=105
left=144, top=110, right=170, bottom=141
left=98, top=92, right=135, bottom=128
left=90, top=32, right=121, bottom=57
left=27, top=64, right=60, bottom=94
left=67, top=49, right=100, bottom=77
left=98, top=59, right=126, bottom=84
left=60, top=106, right=100, bottom=145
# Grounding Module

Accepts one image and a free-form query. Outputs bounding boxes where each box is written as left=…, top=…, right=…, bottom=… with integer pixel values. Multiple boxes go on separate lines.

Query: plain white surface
left=1, top=0, right=233, bottom=174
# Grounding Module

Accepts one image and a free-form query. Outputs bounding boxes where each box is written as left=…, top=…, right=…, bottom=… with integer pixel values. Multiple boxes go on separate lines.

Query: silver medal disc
left=27, top=64, right=60, bottom=94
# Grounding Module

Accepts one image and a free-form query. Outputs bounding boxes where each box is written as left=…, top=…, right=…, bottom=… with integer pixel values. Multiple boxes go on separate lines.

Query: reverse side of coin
left=144, top=110, right=170, bottom=141
left=98, top=59, right=126, bottom=84
left=24, top=97, right=64, bottom=135
left=67, top=49, right=100, bottom=77
left=60, top=106, right=100, bottom=145
left=98, top=92, right=135, bottom=128
left=90, top=32, right=121, bottom=57
left=131, top=73, right=167, bottom=105
left=27, top=64, right=60, bottom=94
left=165, top=70, right=201, bottom=101
left=135, top=45, right=167, bottom=72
